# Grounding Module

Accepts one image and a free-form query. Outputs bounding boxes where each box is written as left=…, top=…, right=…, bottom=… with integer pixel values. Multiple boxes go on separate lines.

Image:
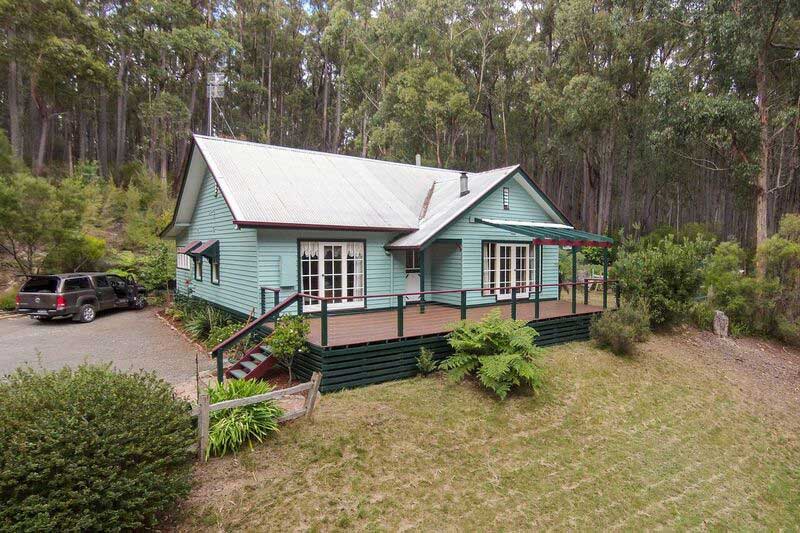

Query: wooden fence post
left=198, top=392, right=210, bottom=461
left=304, top=371, right=322, bottom=419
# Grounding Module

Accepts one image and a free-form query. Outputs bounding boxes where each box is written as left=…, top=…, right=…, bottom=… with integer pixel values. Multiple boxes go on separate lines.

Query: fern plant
left=207, top=379, right=284, bottom=458
left=416, top=347, right=437, bottom=375
left=440, top=310, right=545, bottom=399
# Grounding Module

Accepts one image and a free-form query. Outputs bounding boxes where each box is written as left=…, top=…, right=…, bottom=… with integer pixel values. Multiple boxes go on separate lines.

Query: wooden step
left=241, top=360, right=258, bottom=372
left=259, top=344, right=272, bottom=355
left=229, top=369, right=247, bottom=380
left=251, top=352, right=267, bottom=363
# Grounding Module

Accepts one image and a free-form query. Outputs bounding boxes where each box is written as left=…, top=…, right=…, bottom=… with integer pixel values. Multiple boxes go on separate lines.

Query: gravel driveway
left=0, top=308, right=211, bottom=385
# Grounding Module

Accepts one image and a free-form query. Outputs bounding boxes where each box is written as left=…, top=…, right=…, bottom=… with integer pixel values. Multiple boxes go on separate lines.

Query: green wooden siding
left=256, top=229, right=399, bottom=312
left=434, top=172, right=560, bottom=305
left=175, top=168, right=260, bottom=316
left=427, top=241, right=462, bottom=305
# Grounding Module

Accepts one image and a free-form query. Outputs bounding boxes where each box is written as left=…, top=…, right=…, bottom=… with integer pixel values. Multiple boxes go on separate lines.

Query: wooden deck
left=306, top=299, right=604, bottom=347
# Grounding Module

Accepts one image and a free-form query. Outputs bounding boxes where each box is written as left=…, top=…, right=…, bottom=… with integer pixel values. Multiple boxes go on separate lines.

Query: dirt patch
left=649, top=327, right=800, bottom=412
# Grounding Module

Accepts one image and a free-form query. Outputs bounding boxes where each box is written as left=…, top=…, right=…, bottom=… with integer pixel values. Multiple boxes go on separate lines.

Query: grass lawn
left=176, top=331, right=800, bottom=531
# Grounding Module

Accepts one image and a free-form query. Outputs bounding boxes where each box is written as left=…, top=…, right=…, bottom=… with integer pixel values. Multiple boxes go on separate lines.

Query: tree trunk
left=114, top=50, right=128, bottom=170
left=7, top=28, right=21, bottom=157
left=321, top=61, right=329, bottom=150
left=755, top=43, right=770, bottom=274
left=98, top=88, right=110, bottom=177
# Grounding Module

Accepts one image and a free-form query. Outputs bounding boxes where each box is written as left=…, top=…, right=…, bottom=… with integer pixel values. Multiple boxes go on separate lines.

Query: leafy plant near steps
left=207, top=379, right=284, bottom=458
left=416, top=347, right=437, bottom=375
left=184, top=305, right=230, bottom=341
left=268, top=315, right=310, bottom=384
left=440, top=311, right=545, bottom=400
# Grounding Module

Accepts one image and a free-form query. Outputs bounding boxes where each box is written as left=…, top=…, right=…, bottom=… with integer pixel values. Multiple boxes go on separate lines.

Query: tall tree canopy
left=1, top=0, right=798, bottom=246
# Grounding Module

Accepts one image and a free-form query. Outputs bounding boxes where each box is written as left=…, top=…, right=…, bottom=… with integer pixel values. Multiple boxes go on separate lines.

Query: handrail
left=296, top=280, right=619, bottom=303
left=211, top=292, right=298, bottom=355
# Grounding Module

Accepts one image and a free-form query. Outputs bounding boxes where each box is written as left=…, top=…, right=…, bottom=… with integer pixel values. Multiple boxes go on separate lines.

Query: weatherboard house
left=162, top=135, right=615, bottom=391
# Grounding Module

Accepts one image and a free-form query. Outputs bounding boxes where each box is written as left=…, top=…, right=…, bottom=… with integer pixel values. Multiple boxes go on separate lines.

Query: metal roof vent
left=460, top=172, right=469, bottom=197
left=415, top=154, right=421, bottom=166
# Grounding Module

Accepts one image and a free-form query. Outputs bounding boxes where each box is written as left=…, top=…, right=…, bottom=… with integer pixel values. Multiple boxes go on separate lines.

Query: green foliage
left=0, top=364, right=194, bottom=531
left=42, top=233, right=107, bottom=273
left=416, top=347, right=437, bottom=375
left=184, top=304, right=231, bottom=341
left=0, top=287, right=17, bottom=311
left=590, top=301, right=651, bottom=355
left=268, top=315, right=310, bottom=383
left=206, top=323, right=251, bottom=360
left=613, top=236, right=715, bottom=326
left=440, top=311, right=545, bottom=400
left=207, top=379, right=283, bottom=458
left=689, top=301, right=715, bottom=331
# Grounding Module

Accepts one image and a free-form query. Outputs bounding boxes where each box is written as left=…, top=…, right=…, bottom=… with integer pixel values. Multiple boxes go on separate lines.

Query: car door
left=107, top=275, right=130, bottom=306
left=92, top=276, right=117, bottom=310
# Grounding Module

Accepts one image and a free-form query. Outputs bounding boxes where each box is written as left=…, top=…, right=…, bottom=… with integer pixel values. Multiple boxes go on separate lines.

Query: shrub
left=184, top=304, right=230, bottom=341
left=440, top=311, right=545, bottom=400
left=612, top=235, right=714, bottom=326
left=207, top=379, right=283, bottom=458
left=0, top=287, right=17, bottom=311
left=0, top=365, right=194, bottom=531
left=206, top=322, right=252, bottom=361
left=268, top=315, right=310, bottom=384
left=689, top=301, right=715, bottom=331
left=416, top=347, right=437, bottom=375
left=590, top=301, right=651, bottom=355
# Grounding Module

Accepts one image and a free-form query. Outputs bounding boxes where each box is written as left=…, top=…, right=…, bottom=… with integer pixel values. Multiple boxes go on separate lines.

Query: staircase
left=211, top=292, right=299, bottom=383
left=225, top=343, right=277, bottom=381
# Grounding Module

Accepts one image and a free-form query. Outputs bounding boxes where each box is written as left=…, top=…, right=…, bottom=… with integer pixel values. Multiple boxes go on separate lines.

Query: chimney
left=415, top=154, right=421, bottom=166
left=460, top=172, right=469, bottom=197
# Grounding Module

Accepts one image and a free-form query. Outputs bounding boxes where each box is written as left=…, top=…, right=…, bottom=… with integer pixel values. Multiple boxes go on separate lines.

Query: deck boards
left=306, top=300, right=604, bottom=347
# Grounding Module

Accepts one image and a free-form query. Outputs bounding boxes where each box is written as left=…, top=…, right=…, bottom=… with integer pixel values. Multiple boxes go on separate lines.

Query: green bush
left=184, top=304, right=230, bottom=341
left=206, top=322, right=252, bottom=361
left=590, top=301, right=651, bottom=355
left=207, top=379, right=283, bottom=458
left=612, top=235, right=714, bottom=326
left=689, top=301, right=715, bottom=330
left=0, top=365, right=194, bottom=531
left=0, top=287, right=17, bottom=311
left=416, top=347, right=437, bottom=375
left=268, top=315, right=310, bottom=384
left=440, top=311, right=545, bottom=400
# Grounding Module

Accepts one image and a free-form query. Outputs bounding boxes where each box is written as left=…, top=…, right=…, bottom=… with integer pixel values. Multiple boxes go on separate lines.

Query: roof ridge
left=194, top=134, right=471, bottom=176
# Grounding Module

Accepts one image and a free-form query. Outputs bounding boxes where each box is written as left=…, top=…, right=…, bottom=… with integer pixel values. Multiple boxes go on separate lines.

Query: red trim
left=177, top=240, right=202, bottom=253
left=235, top=220, right=416, bottom=233
left=532, top=238, right=612, bottom=248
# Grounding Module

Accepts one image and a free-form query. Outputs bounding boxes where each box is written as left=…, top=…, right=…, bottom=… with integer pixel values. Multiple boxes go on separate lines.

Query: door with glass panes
left=300, top=241, right=364, bottom=311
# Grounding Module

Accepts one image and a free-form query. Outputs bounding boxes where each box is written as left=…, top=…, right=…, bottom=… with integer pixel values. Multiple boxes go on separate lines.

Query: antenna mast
left=206, top=72, right=225, bottom=136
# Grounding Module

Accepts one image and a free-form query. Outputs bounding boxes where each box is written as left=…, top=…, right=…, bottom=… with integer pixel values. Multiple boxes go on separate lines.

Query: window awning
left=177, top=240, right=201, bottom=254
left=189, top=239, right=220, bottom=260
left=475, top=218, right=614, bottom=248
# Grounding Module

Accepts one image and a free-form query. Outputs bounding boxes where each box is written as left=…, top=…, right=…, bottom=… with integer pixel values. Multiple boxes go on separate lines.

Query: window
left=405, top=250, right=419, bottom=273
left=94, top=276, right=109, bottom=288
left=193, top=257, right=202, bottom=281
left=210, top=257, right=220, bottom=285
left=482, top=242, right=535, bottom=299
left=21, top=277, right=59, bottom=293
left=177, top=253, right=190, bottom=270
left=502, top=187, right=510, bottom=210
left=63, top=277, right=91, bottom=292
left=300, top=241, right=364, bottom=311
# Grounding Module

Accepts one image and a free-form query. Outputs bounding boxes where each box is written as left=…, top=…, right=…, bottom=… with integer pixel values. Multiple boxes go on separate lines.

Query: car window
left=107, top=275, right=125, bottom=285
left=63, top=277, right=91, bottom=292
left=21, top=277, right=59, bottom=293
left=94, top=276, right=109, bottom=288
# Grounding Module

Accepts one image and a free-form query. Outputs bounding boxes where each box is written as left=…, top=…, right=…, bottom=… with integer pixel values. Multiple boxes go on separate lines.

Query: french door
left=300, top=241, right=364, bottom=311
left=483, top=242, right=535, bottom=299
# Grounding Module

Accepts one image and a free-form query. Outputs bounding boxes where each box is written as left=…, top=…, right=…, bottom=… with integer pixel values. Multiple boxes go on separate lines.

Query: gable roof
left=162, top=135, right=572, bottom=246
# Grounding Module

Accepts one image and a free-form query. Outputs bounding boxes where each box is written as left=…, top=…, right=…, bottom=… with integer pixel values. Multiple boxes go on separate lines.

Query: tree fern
left=442, top=311, right=545, bottom=399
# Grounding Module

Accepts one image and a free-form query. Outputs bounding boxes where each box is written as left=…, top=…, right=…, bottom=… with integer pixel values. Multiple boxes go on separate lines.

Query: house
left=162, top=135, right=614, bottom=391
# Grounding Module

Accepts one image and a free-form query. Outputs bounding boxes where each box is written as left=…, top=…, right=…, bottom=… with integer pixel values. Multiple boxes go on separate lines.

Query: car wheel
left=132, top=296, right=148, bottom=310
left=76, top=303, right=97, bottom=323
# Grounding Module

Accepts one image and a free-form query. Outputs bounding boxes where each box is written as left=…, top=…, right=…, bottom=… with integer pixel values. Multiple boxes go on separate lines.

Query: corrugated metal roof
left=191, top=135, right=521, bottom=238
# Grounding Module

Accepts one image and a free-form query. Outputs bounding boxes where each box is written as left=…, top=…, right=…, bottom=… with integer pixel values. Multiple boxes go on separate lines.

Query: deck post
left=396, top=295, right=404, bottom=337
left=534, top=282, right=540, bottom=319
left=460, top=290, right=467, bottom=320
left=260, top=288, right=266, bottom=315
left=602, top=248, right=609, bottom=309
left=320, top=299, right=328, bottom=346
left=511, top=287, right=517, bottom=320
left=571, top=246, right=578, bottom=314
left=214, top=349, right=224, bottom=383
left=583, top=278, right=589, bottom=305
left=297, top=296, right=303, bottom=315
left=274, top=289, right=280, bottom=307
left=418, top=249, right=426, bottom=314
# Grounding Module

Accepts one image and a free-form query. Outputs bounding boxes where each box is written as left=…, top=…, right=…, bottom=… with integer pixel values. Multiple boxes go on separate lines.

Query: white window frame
left=177, top=253, right=191, bottom=270
left=210, top=257, right=220, bottom=285
left=193, top=256, right=202, bottom=281
left=482, top=242, right=536, bottom=300
left=300, top=241, right=365, bottom=312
